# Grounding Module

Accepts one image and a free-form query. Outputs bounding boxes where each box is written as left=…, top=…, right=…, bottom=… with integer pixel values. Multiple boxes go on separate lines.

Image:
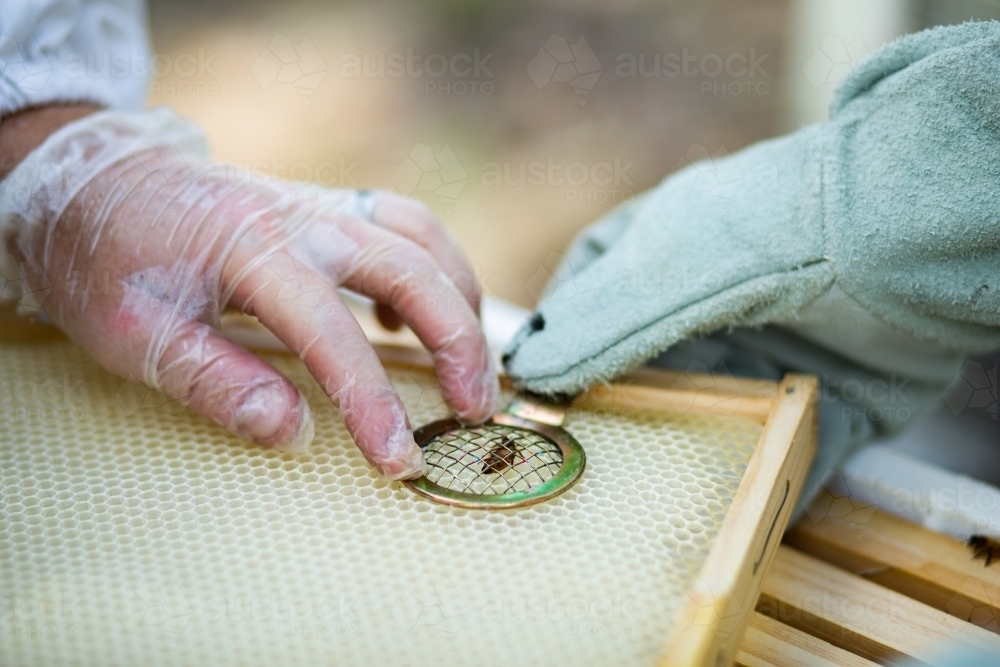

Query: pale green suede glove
left=505, top=21, right=1000, bottom=393
left=502, top=22, right=1000, bottom=512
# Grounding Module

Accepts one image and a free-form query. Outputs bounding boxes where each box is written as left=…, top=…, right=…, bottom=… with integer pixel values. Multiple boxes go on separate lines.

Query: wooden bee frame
left=0, top=307, right=817, bottom=666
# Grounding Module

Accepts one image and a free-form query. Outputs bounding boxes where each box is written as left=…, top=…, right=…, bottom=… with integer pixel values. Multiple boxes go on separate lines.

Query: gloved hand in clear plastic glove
left=0, top=105, right=499, bottom=480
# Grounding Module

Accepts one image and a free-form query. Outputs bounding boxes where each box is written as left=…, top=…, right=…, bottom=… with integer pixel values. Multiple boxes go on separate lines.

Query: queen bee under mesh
left=402, top=398, right=587, bottom=510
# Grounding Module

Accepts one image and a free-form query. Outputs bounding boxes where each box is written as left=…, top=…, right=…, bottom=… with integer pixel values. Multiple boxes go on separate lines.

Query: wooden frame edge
left=658, top=374, right=818, bottom=667
left=368, top=342, right=780, bottom=425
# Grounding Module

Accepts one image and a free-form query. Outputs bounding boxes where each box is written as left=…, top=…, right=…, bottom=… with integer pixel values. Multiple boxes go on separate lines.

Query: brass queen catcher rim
left=402, top=395, right=586, bottom=509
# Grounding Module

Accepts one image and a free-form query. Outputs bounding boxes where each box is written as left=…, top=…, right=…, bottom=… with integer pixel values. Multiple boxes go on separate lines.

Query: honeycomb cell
left=0, top=339, right=762, bottom=667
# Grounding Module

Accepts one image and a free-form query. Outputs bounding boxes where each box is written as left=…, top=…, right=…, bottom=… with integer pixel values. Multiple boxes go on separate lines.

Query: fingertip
left=440, top=340, right=500, bottom=425
left=235, top=382, right=313, bottom=454
left=382, top=446, right=426, bottom=481
left=371, top=406, right=426, bottom=480
left=271, top=395, right=315, bottom=454
left=481, top=370, right=501, bottom=418
left=342, top=389, right=425, bottom=480
left=455, top=368, right=500, bottom=425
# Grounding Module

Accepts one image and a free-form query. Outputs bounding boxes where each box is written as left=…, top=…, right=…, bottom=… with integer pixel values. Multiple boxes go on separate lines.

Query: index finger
left=229, top=251, right=425, bottom=480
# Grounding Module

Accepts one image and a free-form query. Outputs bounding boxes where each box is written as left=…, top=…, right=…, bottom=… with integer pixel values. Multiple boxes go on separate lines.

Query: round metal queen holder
left=402, top=394, right=586, bottom=509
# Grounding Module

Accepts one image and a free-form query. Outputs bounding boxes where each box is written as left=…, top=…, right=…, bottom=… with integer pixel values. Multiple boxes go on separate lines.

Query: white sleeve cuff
left=0, top=0, right=150, bottom=116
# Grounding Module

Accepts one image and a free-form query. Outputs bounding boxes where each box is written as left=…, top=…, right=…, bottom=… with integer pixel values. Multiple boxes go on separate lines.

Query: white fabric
left=0, top=0, right=149, bottom=116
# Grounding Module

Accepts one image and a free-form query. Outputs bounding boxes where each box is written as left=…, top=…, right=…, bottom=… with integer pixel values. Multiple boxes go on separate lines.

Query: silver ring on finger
left=352, top=189, right=380, bottom=222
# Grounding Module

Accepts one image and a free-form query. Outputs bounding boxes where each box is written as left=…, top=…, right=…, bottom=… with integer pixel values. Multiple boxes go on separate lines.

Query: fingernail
left=236, top=383, right=314, bottom=453
left=383, top=445, right=426, bottom=481
left=273, top=395, right=314, bottom=454
left=477, top=370, right=500, bottom=420
left=235, top=383, right=287, bottom=442
left=457, top=356, right=500, bottom=425
left=376, top=405, right=425, bottom=480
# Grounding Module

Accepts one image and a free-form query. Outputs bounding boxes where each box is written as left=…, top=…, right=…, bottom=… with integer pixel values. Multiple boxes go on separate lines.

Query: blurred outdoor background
left=146, top=0, right=1000, bottom=309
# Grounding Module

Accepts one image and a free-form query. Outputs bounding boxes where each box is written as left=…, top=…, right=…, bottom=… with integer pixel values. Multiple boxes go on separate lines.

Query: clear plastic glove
left=0, top=107, right=499, bottom=480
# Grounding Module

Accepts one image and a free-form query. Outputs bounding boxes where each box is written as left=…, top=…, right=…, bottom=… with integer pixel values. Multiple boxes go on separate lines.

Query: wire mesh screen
left=420, top=424, right=564, bottom=495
